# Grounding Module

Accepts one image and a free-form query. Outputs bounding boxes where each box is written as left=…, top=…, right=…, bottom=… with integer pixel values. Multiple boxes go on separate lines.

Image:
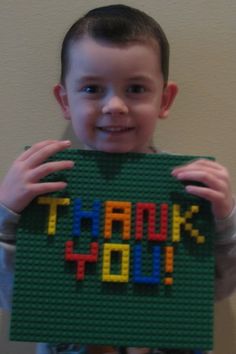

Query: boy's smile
left=54, top=36, right=177, bottom=153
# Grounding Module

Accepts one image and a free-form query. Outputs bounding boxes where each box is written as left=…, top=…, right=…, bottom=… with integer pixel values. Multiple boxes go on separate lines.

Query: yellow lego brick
left=184, top=211, right=193, bottom=219
left=172, top=229, right=181, bottom=242
left=191, top=229, right=199, bottom=237
left=102, top=243, right=130, bottom=282
left=191, top=205, right=199, bottom=213
left=172, top=204, right=205, bottom=244
left=197, top=236, right=205, bottom=244
left=37, top=197, right=70, bottom=235
left=185, top=223, right=193, bottom=231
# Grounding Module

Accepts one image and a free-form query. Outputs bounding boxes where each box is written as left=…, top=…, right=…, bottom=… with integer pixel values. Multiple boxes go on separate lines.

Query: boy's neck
left=82, top=144, right=159, bottom=154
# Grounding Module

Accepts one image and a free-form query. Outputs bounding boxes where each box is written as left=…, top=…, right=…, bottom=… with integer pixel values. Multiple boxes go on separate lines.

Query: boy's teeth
left=101, top=127, right=129, bottom=132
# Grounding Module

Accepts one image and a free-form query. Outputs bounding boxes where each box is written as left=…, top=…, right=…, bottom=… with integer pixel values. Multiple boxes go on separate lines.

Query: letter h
left=73, top=198, right=100, bottom=238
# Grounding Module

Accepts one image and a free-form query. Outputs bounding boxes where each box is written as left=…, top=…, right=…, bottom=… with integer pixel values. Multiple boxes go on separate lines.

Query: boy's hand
left=172, top=159, right=234, bottom=220
left=0, top=140, right=74, bottom=214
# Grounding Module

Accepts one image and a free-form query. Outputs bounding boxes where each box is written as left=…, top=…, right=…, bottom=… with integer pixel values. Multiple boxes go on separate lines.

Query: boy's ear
left=158, top=82, right=178, bottom=119
left=53, top=84, right=71, bottom=120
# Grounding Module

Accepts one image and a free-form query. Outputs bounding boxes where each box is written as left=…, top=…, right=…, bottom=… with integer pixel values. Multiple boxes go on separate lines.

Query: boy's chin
left=83, top=143, right=142, bottom=154
left=84, top=144, right=150, bottom=154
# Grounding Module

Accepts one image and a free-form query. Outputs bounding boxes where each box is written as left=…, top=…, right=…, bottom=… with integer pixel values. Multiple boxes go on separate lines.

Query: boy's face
left=54, top=36, right=177, bottom=153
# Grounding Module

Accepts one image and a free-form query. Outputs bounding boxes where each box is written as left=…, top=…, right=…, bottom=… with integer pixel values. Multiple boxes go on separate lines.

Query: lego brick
left=10, top=150, right=215, bottom=350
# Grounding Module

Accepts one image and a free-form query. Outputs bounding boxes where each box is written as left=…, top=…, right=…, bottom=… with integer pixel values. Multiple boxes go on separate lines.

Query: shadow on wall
left=214, top=295, right=236, bottom=354
left=61, top=124, right=83, bottom=149
left=0, top=311, right=35, bottom=354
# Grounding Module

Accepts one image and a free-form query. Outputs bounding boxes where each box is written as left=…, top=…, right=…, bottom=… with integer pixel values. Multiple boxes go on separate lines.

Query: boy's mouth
left=97, top=126, right=134, bottom=133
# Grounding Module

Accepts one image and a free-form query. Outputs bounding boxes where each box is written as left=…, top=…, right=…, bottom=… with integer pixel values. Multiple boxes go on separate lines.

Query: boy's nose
left=102, top=95, right=129, bottom=115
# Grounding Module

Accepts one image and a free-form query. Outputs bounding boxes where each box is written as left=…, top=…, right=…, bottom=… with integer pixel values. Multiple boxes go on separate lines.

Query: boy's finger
left=172, top=166, right=222, bottom=179
left=190, top=159, right=224, bottom=170
left=172, top=170, right=227, bottom=191
left=17, top=140, right=59, bottom=161
left=30, top=181, right=69, bottom=196
left=185, top=185, right=223, bottom=203
left=172, top=159, right=223, bottom=174
left=29, top=160, right=74, bottom=182
left=172, top=164, right=227, bottom=179
left=24, top=140, right=71, bottom=168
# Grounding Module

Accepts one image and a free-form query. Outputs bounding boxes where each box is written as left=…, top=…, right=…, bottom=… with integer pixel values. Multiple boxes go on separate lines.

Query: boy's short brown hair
left=60, top=4, right=170, bottom=85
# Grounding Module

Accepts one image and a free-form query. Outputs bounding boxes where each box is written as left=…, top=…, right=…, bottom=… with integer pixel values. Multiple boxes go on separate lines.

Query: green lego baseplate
left=10, top=150, right=215, bottom=350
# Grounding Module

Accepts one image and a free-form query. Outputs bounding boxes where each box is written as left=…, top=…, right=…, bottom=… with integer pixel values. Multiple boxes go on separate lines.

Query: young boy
left=0, top=4, right=235, bottom=354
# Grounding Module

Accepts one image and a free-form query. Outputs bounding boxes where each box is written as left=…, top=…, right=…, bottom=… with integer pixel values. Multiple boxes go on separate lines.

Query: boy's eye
left=127, top=85, right=145, bottom=94
left=82, top=85, right=104, bottom=94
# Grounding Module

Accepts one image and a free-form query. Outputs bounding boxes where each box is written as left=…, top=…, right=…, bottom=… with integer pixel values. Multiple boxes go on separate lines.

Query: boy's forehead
left=69, top=36, right=161, bottom=57
left=67, top=36, right=162, bottom=76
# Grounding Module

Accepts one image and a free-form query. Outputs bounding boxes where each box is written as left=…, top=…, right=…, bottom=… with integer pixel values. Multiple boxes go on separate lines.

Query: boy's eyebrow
left=128, top=75, right=154, bottom=82
left=75, top=75, right=154, bottom=82
left=74, top=76, right=103, bottom=84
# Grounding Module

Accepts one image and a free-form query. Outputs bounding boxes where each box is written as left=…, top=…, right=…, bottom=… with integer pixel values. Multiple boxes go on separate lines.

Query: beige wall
left=0, top=1, right=235, bottom=353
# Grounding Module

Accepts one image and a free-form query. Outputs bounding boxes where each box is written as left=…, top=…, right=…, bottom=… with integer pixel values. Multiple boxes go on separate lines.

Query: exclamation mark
left=164, top=246, right=174, bottom=285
